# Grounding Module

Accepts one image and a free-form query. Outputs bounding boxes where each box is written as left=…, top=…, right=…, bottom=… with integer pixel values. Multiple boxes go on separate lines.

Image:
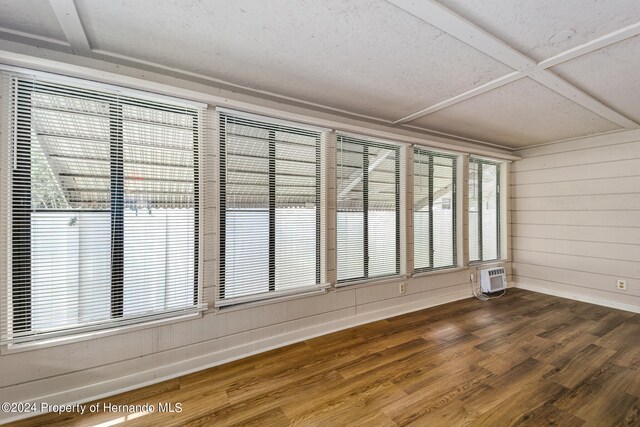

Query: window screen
left=336, top=135, right=400, bottom=283
left=219, top=112, right=323, bottom=304
left=469, top=158, right=500, bottom=262
left=2, top=74, right=203, bottom=344
left=413, top=148, right=457, bottom=271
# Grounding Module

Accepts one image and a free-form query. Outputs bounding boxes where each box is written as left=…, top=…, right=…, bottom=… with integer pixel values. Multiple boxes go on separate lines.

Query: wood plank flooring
left=7, top=289, right=640, bottom=426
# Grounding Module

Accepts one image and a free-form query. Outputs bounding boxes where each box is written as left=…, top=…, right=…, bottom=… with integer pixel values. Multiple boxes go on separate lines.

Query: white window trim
left=468, top=156, right=507, bottom=263
left=215, top=109, right=327, bottom=306
left=334, top=274, right=409, bottom=290
left=411, top=146, right=460, bottom=273
left=335, top=134, right=404, bottom=284
left=214, top=284, right=331, bottom=311
left=411, top=266, right=467, bottom=279
left=1, top=308, right=205, bottom=354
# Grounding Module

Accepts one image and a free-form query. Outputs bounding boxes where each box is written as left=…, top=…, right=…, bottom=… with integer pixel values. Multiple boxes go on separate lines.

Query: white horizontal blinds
left=469, top=157, right=500, bottom=262
left=413, top=148, right=457, bottom=272
left=337, top=134, right=399, bottom=283
left=3, top=73, right=202, bottom=343
left=219, top=112, right=322, bottom=302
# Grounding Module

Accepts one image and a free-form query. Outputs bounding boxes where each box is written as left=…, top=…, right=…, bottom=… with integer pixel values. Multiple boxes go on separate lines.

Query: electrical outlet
left=470, top=273, right=475, bottom=282
left=399, top=282, right=406, bottom=294
left=616, top=279, right=627, bottom=290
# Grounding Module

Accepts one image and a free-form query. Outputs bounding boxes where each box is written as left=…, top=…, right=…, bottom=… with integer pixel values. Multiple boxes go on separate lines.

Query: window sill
left=334, top=274, right=408, bottom=291
left=469, top=259, right=511, bottom=267
left=1, top=310, right=203, bottom=355
left=214, top=285, right=330, bottom=312
left=411, top=266, right=466, bottom=278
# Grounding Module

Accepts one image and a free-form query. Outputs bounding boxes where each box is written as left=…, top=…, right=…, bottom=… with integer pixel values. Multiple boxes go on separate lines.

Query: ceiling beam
left=387, top=0, right=535, bottom=71
left=49, top=0, right=91, bottom=56
left=389, top=0, right=640, bottom=129
left=537, top=21, right=640, bottom=70
left=530, top=70, right=639, bottom=128
left=0, top=26, right=70, bottom=50
left=397, top=71, right=523, bottom=124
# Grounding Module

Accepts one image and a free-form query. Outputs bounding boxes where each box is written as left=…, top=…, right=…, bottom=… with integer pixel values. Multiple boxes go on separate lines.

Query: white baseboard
left=513, top=281, right=640, bottom=314
left=1, top=288, right=471, bottom=424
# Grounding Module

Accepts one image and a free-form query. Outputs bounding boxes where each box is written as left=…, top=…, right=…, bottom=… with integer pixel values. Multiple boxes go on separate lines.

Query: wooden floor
left=8, top=289, right=640, bottom=426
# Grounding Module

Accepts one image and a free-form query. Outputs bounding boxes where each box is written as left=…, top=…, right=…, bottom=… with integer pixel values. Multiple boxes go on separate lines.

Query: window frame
left=5, top=75, right=203, bottom=344
left=218, top=112, right=323, bottom=303
left=412, top=147, right=458, bottom=273
left=469, top=157, right=501, bottom=263
left=336, top=134, right=401, bottom=284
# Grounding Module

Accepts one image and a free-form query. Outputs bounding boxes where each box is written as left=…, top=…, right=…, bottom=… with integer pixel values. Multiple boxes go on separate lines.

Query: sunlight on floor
left=91, top=410, right=149, bottom=427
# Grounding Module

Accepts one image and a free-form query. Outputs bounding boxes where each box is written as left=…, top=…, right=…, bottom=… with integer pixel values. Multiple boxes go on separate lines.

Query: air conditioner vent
left=480, top=267, right=507, bottom=293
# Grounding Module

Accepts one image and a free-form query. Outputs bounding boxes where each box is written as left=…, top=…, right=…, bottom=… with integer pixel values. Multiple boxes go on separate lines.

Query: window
left=219, top=112, right=323, bottom=304
left=469, top=158, right=501, bottom=262
left=336, top=135, right=400, bottom=283
left=413, top=148, right=457, bottom=272
left=2, top=74, right=203, bottom=344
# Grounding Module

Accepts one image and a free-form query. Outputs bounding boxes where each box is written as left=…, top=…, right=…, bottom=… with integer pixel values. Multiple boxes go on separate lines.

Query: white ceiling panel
left=0, top=0, right=65, bottom=41
left=73, top=0, right=513, bottom=121
left=552, top=35, right=640, bottom=123
left=435, top=0, right=640, bottom=61
left=410, top=78, right=621, bottom=148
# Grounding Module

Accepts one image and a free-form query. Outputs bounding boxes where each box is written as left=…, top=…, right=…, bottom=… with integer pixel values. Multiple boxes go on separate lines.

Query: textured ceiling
left=0, top=0, right=64, bottom=40
left=436, top=0, right=640, bottom=61
left=0, top=0, right=638, bottom=149
left=74, top=0, right=513, bottom=121
left=411, top=78, right=620, bottom=147
left=552, top=35, right=640, bottom=123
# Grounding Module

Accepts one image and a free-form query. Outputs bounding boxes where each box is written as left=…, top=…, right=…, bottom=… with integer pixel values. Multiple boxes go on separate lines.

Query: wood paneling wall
left=511, top=129, right=640, bottom=313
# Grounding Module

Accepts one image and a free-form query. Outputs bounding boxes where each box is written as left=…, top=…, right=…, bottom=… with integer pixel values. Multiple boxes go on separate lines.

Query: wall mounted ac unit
left=480, top=267, right=507, bottom=293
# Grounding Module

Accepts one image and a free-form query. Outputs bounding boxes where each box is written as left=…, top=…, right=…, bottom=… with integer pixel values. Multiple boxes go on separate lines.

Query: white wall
left=0, top=47, right=514, bottom=423
left=511, top=129, right=640, bottom=313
